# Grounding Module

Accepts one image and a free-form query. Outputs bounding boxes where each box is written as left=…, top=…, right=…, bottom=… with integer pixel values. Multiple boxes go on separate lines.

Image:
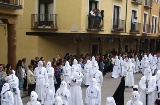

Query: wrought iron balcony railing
left=0, top=0, right=22, bottom=9
left=144, top=0, right=152, bottom=9
left=130, top=22, right=141, bottom=34
left=143, top=24, right=151, bottom=34
left=111, top=19, right=125, bottom=32
left=31, top=14, right=58, bottom=30
left=87, top=15, right=104, bottom=31
left=131, top=0, right=142, bottom=5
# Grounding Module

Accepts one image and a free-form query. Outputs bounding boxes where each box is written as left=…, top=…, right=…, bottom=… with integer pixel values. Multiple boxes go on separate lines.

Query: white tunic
left=46, top=66, right=55, bottom=93
left=112, top=58, right=120, bottom=78
left=86, top=83, right=100, bottom=105
left=125, top=62, right=134, bottom=87
left=27, top=101, right=41, bottom=105
left=1, top=91, right=14, bottom=105
left=139, top=76, right=156, bottom=105
left=126, top=100, right=143, bottom=105
left=34, top=67, right=48, bottom=101
left=43, top=90, right=54, bottom=105
left=69, top=72, right=83, bottom=105
left=56, top=87, right=70, bottom=105
left=63, top=64, right=71, bottom=84
left=5, top=74, right=23, bottom=105
left=83, top=63, right=91, bottom=85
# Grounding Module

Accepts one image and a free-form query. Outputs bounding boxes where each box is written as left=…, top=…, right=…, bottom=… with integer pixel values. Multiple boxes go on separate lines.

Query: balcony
left=31, top=14, right=58, bottom=30
left=87, top=15, right=104, bottom=32
left=0, top=0, right=22, bottom=9
left=143, top=24, right=151, bottom=34
left=130, top=22, right=141, bottom=34
left=144, top=0, right=152, bottom=9
left=111, top=19, right=125, bottom=33
left=131, top=0, right=142, bottom=5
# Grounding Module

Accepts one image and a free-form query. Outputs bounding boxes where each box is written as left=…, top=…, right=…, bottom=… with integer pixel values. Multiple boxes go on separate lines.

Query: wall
left=0, top=25, right=7, bottom=64
left=16, top=0, right=38, bottom=64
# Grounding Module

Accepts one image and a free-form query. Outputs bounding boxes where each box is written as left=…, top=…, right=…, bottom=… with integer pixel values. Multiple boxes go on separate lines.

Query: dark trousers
left=28, top=84, right=35, bottom=96
left=54, top=76, right=61, bottom=92
left=23, top=77, right=27, bottom=90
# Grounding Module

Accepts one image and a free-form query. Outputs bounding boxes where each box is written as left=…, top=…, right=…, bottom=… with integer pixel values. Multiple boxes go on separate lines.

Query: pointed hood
left=1, top=83, right=10, bottom=95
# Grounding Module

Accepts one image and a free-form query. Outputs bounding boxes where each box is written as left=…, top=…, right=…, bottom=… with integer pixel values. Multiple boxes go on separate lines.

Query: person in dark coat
left=113, top=76, right=125, bottom=105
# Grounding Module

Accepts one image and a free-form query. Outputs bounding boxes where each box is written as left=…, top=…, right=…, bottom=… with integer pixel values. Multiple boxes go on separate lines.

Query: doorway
left=91, top=42, right=99, bottom=56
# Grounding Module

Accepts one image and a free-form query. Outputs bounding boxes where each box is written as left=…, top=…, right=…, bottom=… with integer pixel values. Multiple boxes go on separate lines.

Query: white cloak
left=139, top=76, right=156, bottom=105
left=126, top=100, right=143, bottom=105
left=85, top=83, right=100, bottom=105
left=83, top=64, right=91, bottom=85
left=69, top=72, right=83, bottom=105
left=34, top=67, right=48, bottom=101
left=46, top=67, right=55, bottom=93
left=43, top=90, right=54, bottom=105
left=56, top=87, right=70, bottom=105
left=125, top=62, right=134, bottom=87
left=5, top=74, right=23, bottom=105
left=112, top=58, right=120, bottom=78
left=1, top=90, right=14, bottom=105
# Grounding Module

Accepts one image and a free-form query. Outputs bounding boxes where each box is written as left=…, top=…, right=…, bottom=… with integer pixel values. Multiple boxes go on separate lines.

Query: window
left=151, top=15, right=158, bottom=33
left=89, top=0, right=99, bottom=12
left=153, top=0, right=159, bottom=3
left=143, top=13, right=148, bottom=32
left=131, top=10, right=137, bottom=31
left=113, top=5, right=121, bottom=29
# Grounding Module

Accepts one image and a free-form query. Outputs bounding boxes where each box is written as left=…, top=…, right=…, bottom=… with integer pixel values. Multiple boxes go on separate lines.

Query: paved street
left=22, top=73, right=142, bottom=105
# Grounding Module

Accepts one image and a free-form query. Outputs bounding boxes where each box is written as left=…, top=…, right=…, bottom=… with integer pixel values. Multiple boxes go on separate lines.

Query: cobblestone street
left=22, top=73, right=142, bottom=105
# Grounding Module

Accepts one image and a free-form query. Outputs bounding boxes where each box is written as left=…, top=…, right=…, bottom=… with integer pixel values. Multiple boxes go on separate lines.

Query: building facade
left=0, top=0, right=160, bottom=67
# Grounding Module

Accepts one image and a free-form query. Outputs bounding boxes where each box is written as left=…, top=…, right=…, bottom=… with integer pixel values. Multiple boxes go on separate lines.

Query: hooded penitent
left=126, top=91, right=143, bottom=105
left=139, top=68, right=156, bottom=105
left=56, top=81, right=70, bottom=105
left=43, top=83, right=54, bottom=105
left=113, top=76, right=125, bottom=105
left=63, top=61, right=71, bottom=84
left=84, top=60, right=92, bottom=85
left=112, top=56, right=120, bottom=78
left=106, top=97, right=116, bottom=105
left=86, top=78, right=100, bottom=105
left=38, top=61, right=43, bottom=69
left=34, top=60, right=48, bottom=102
left=125, top=58, right=134, bottom=87
left=26, top=91, right=41, bottom=105
left=46, top=61, right=55, bottom=93
left=73, top=59, right=78, bottom=66
left=1, top=83, right=14, bottom=105
left=55, top=96, right=63, bottom=105
left=69, top=66, right=83, bottom=105
left=155, top=70, right=160, bottom=98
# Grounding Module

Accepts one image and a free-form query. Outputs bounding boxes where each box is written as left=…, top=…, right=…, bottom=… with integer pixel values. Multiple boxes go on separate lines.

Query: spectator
left=22, top=58, right=27, bottom=91
left=16, top=60, right=24, bottom=90
left=6, top=64, right=11, bottom=76
left=27, top=65, right=35, bottom=96
left=40, top=57, right=46, bottom=67
left=0, top=64, right=5, bottom=91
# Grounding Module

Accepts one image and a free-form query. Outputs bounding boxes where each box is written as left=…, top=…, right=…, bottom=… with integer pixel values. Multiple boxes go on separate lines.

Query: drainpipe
left=125, top=0, right=128, bottom=33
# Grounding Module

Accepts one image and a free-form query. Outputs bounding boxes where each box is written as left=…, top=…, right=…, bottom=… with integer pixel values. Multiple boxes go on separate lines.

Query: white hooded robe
left=56, top=81, right=70, bottom=105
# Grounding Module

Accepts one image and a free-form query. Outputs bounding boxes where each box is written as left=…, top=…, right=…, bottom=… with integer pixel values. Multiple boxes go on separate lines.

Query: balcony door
left=113, top=6, right=120, bottom=29
left=131, top=10, right=137, bottom=31
left=143, top=13, right=148, bottom=32
left=89, top=0, right=99, bottom=12
left=151, top=16, right=157, bottom=33
left=38, top=0, right=54, bottom=26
